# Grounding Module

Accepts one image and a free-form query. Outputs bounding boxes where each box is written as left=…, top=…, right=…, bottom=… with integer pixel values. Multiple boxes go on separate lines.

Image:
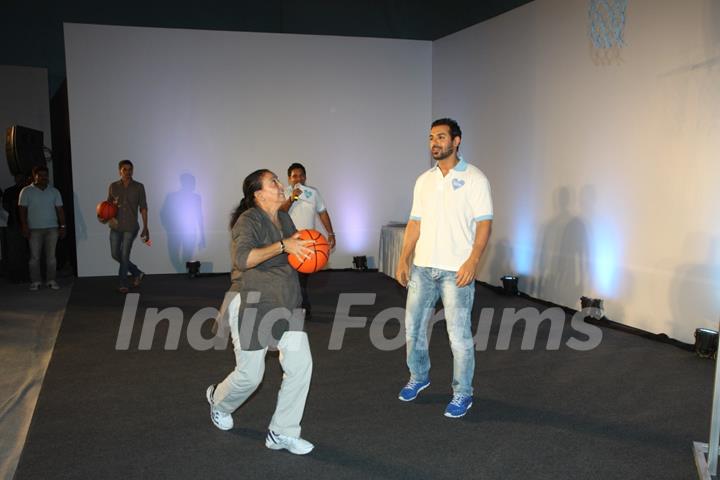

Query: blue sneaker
left=444, top=394, right=473, bottom=418
left=398, top=379, right=430, bottom=402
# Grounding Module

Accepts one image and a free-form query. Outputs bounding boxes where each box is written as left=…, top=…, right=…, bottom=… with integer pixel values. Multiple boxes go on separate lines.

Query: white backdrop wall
left=0, top=66, right=51, bottom=189
left=432, top=0, right=720, bottom=343
left=65, top=24, right=431, bottom=277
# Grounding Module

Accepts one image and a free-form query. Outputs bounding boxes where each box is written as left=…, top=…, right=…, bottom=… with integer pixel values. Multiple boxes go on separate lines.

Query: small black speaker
left=6, top=125, right=45, bottom=176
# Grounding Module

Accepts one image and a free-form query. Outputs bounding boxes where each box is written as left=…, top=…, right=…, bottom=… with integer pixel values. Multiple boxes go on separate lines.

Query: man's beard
left=432, top=146, right=454, bottom=160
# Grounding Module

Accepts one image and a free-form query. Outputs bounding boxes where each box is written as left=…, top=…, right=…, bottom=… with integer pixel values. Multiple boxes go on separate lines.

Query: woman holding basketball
left=206, top=169, right=316, bottom=455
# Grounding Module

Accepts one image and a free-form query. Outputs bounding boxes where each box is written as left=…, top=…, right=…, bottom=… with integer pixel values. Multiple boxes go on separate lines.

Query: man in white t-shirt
left=280, top=163, right=335, bottom=319
left=395, top=118, right=492, bottom=418
left=18, top=166, right=66, bottom=291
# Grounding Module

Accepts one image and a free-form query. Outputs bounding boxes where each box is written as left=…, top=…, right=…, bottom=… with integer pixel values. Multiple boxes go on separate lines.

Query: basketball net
left=589, top=0, right=628, bottom=49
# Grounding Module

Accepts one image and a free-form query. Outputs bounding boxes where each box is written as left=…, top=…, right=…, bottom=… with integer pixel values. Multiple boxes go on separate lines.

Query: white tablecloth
left=378, top=224, right=410, bottom=280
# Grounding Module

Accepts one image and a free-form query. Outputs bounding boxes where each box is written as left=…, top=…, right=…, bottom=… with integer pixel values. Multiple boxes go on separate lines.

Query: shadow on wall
left=526, top=186, right=590, bottom=308
left=669, top=234, right=720, bottom=334
left=160, top=173, right=206, bottom=273
left=73, top=192, right=88, bottom=241
left=487, top=237, right=513, bottom=288
left=484, top=184, right=638, bottom=327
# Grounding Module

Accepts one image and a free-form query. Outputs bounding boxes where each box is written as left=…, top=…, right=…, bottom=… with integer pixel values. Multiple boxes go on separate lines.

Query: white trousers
left=212, top=293, right=313, bottom=438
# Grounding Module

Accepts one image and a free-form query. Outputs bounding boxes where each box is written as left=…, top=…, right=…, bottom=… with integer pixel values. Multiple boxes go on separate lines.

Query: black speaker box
left=6, top=125, right=45, bottom=176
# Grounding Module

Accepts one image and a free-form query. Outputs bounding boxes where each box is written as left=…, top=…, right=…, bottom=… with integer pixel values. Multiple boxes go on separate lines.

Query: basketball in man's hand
left=96, top=201, right=117, bottom=222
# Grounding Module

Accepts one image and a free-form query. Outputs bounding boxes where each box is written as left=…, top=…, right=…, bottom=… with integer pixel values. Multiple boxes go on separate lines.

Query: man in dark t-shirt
left=100, top=159, right=149, bottom=293
left=2, top=174, right=30, bottom=282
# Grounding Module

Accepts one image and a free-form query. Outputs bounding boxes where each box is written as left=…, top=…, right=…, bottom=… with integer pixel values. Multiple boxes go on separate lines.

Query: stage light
left=694, top=328, right=718, bottom=359
left=186, top=260, right=201, bottom=278
left=580, top=296, right=604, bottom=320
left=352, top=256, right=368, bottom=271
left=501, top=275, right=519, bottom=295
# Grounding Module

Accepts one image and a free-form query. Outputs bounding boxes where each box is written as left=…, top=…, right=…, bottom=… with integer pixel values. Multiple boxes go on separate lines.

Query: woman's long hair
left=229, top=169, right=272, bottom=229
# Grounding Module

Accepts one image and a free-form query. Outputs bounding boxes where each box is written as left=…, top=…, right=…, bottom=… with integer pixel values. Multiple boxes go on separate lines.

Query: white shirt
left=284, top=184, right=327, bottom=230
left=409, top=157, right=493, bottom=271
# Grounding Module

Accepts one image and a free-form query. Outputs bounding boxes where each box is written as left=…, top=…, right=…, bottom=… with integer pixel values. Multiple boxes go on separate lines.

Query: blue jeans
left=110, top=227, right=142, bottom=287
left=404, top=266, right=476, bottom=396
left=28, top=228, right=59, bottom=284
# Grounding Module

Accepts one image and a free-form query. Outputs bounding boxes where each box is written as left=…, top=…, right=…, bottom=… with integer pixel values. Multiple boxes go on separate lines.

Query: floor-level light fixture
left=694, top=328, right=718, bottom=359
left=186, top=260, right=201, bottom=278
left=580, top=296, right=604, bottom=320
left=353, top=256, right=368, bottom=271
left=501, top=275, right=519, bottom=295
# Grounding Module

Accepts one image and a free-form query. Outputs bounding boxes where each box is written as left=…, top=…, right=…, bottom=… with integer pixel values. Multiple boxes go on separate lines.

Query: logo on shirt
left=451, top=178, right=465, bottom=190
left=304, top=190, right=313, bottom=199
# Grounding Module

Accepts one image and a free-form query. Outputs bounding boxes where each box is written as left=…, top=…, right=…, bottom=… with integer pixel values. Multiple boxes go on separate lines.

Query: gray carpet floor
left=13, top=272, right=713, bottom=479
left=0, top=277, right=70, bottom=480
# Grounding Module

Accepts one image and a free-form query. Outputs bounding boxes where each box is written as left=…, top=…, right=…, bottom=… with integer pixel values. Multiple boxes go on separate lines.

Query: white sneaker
left=206, top=385, right=233, bottom=431
left=265, top=430, right=314, bottom=455
left=47, top=280, right=60, bottom=290
left=29, top=282, right=41, bottom=291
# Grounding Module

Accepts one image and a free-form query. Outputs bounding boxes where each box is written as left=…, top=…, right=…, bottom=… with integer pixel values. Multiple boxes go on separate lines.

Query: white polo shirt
left=409, top=157, right=493, bottom=271
left=284, top=184, right=327, bottom=230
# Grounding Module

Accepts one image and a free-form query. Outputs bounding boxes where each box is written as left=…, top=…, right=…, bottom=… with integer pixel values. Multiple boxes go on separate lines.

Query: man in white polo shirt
left=18, top=166, right=66, bottom=291
left=396, top=118, right=492, bottom=418
left=281, top=163, right=335, bottom=319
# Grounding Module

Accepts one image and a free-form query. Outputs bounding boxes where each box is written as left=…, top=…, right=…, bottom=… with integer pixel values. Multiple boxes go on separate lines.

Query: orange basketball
left=96, top=200, right=118, bottom=221
left=288, top=229, right=330, bottom=274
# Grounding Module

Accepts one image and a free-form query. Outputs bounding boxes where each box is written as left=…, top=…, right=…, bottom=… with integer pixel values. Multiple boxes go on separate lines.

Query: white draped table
left=378, top=223, right=412, bottom=281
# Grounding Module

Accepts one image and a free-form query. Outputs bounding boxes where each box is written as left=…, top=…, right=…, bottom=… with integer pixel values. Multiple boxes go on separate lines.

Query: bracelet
left=279, top=239, right=285, bottom=253
left=328, top=233, right=335, bottom=237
